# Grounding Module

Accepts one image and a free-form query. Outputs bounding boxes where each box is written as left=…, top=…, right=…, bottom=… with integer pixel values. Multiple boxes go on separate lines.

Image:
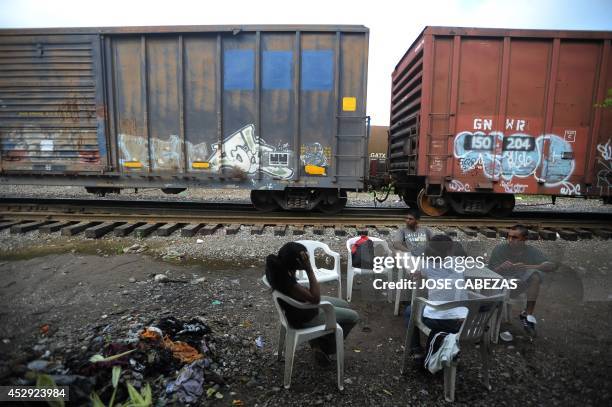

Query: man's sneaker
left=519, top=311, right=537, bottom=337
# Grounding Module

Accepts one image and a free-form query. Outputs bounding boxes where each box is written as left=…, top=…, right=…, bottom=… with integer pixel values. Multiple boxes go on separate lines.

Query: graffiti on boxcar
left=559, top=181, right=581, bottom=196
left=596, top=139, right=612, bottom=193
left=300, top=142, right=331, bottom=176
left=447, top=179, right=471, bottom=192
left=208, top=124, right=294, bottom=179
left=500, top=180, right=528, bottom=194
left=118, top=124, right=294, bottom=179
left=454, top=130, right=575, bottom=187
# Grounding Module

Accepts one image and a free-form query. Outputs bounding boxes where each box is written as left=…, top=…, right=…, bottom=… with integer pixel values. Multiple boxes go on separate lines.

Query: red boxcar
left=389, top=26, right=612, bottom=216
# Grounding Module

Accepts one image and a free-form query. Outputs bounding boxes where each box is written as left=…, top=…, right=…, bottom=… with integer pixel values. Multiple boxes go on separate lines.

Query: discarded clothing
left=424, top=332, right=459, bottom=374
left=163, top=336, right=203, bottom=364
left=158, top=317, right=210, bottom=347
left=139, top=327, right=163, bottom=342
left=166, top=359, right=206, bottom=404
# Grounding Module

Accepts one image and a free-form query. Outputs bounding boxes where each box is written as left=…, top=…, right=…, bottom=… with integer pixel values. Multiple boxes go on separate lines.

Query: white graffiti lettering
left=118, top=124, right=295, bottom=179
left=505, top=119, right=526, bottom=131
left=560, top=182, right=581, bottom=196
left=454, top=129, right=574, bottom=187
left=597, top=139, right=612, bottom=161
left=596, top=139, right=612, bottom=192
left=447, top=179, right=471, bottom=192
left=500, top=180, right=528, bottom=193
left=473, top=118, right=493, bottom=131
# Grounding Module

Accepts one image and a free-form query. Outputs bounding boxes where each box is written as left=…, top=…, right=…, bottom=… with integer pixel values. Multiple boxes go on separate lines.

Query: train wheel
left=250, top=190, right=280, bottom=212
left=417, top=189, right=449, bottom=216
left=318, top=190, right=347, bottom=215
left=489, top=194, right=515, bottom=218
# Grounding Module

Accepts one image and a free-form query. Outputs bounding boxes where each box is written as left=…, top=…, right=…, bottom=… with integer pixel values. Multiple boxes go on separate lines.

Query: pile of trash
left=17, top=316, right=227, bottom=405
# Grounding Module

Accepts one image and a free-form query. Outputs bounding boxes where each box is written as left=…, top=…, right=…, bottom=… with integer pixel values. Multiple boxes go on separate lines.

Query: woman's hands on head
left=299, top=251, right=311, bottom=271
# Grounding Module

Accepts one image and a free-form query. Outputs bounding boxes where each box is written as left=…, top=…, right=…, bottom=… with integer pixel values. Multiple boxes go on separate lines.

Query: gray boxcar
left=0, top=25, right=370, bottom=213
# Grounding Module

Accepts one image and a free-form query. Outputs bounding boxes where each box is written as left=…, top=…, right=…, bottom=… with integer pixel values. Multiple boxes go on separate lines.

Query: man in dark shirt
left=266, top=242, right=359, bottom=364
left=489, top=225, right=556, bottom=336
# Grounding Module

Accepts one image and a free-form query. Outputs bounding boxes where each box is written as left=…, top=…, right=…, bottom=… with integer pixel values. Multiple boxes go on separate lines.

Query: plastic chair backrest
left=456, top=294, right=506, bottom=342
left=294, top=240, right=330, bottom=280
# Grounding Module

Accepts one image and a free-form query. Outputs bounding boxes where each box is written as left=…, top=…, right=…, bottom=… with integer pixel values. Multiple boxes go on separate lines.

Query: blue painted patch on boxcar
left=301, top=50, right=333, bottom=91
left=224, top=49, right=255, bottom=90
left=97, top=126, right=107, bottom=158
left=262, top=51, right=293, bottom=90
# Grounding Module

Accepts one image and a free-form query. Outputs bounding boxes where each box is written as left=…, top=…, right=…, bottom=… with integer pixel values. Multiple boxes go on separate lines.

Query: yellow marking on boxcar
left=192, top=161, right=210, bottom=169
left=304, top=165, right=326, bottom=175
left=123, top=161, right=143, bottom=168
left=342, top=96, right=357, bottom=112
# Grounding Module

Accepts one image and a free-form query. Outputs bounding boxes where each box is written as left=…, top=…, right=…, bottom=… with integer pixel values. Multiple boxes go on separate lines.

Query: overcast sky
left=1, top=0, right=611, bottom=125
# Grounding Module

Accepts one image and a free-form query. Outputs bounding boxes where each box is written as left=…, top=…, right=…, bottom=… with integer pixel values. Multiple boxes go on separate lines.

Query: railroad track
left=0, top=197, right=611, bottom=241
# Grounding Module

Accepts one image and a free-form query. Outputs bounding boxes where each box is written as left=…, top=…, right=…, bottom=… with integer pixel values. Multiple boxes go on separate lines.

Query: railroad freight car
left=389, top=27, right=612, bottom=216
left=0, top=25, right=369, bottom=213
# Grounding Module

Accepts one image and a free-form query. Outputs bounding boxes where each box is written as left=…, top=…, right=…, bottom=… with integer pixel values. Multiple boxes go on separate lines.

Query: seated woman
left=266, top=242, right=359, bottom=365
left=404, top=235, right=468, bottom=360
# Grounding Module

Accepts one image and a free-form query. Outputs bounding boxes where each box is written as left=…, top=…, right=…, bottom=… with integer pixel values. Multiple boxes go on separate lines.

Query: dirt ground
left=0, top=238, right=611, bottom=406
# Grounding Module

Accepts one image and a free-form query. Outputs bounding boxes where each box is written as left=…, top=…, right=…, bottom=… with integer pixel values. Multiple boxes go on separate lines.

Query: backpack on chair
left=351, top=235, right=374, bottom=269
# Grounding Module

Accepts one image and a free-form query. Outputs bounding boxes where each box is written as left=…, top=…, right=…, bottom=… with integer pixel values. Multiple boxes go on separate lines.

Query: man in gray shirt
left=392, top=209, right=432, bottom=256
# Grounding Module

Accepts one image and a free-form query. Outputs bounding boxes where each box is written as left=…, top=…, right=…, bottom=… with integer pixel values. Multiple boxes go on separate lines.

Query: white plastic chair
left=401, top=287, right=505, bottom=402
left=272, top=290, right=344, bottom=390
left=294, top=240, right=342, bottom=298
left=503, top=292, right=527, bottom=322
left=393, top=252, right=417, bottom=315
left=346, top=236, right=393, bottom=303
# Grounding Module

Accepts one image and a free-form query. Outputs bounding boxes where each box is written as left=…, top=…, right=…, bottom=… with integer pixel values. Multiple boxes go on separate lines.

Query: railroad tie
left=538, top=228, right=557, bottom=241
left=291, top=225, right=305, bottom=235
left=334, top=227, right=347, bottom=236
left=478, top=227, right=497, bottom=238
left=250, top=224, right=265, bottom=235
left=225, top=224, right=241, bottom=235
left=181, top=223, right=204, bottom=237
left=574, top=228, right=593, bottom=239
left=157, top=223, right=186, bottom=237
left=458, top=227, right=478, bottom=237
left=10, top=220, right=55, bottom=234
left=39, top=221, right=79, bottom=234
left=313, top=225, right=325, bottom=235
left=543, top=227, right=577, bottom=241
left=114, top=222, right=146, bottom=237
left=200, top=224, right=221, bottom=236
left=61, top=221, right=101, bottom=236
left=85, top=222, right=126, bottom=238
left=274, top=225, right=287, bottom=236
left=438, top=227, right=458, bottom=237
left=134, top=223, right=164, bottom=238
left=558, top=228, right=579, bottom=241
left=0, top=220, right=31, bottom=231
left=591, top=228, right=612, bottom=239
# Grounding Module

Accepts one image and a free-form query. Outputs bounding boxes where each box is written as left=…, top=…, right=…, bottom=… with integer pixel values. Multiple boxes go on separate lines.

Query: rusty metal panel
left=112, top=37, right=147, bottom=171
left=260, top=33, right=296, bottom=180
left=0, top=34, right=106, bottom=172
left=183, top=35, right=217, bottom=173
left=147, top=37, right=181, bottom=171
left=390, top=27, right=612, bottom=198
left=0, top=25, right=369, bottom=192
